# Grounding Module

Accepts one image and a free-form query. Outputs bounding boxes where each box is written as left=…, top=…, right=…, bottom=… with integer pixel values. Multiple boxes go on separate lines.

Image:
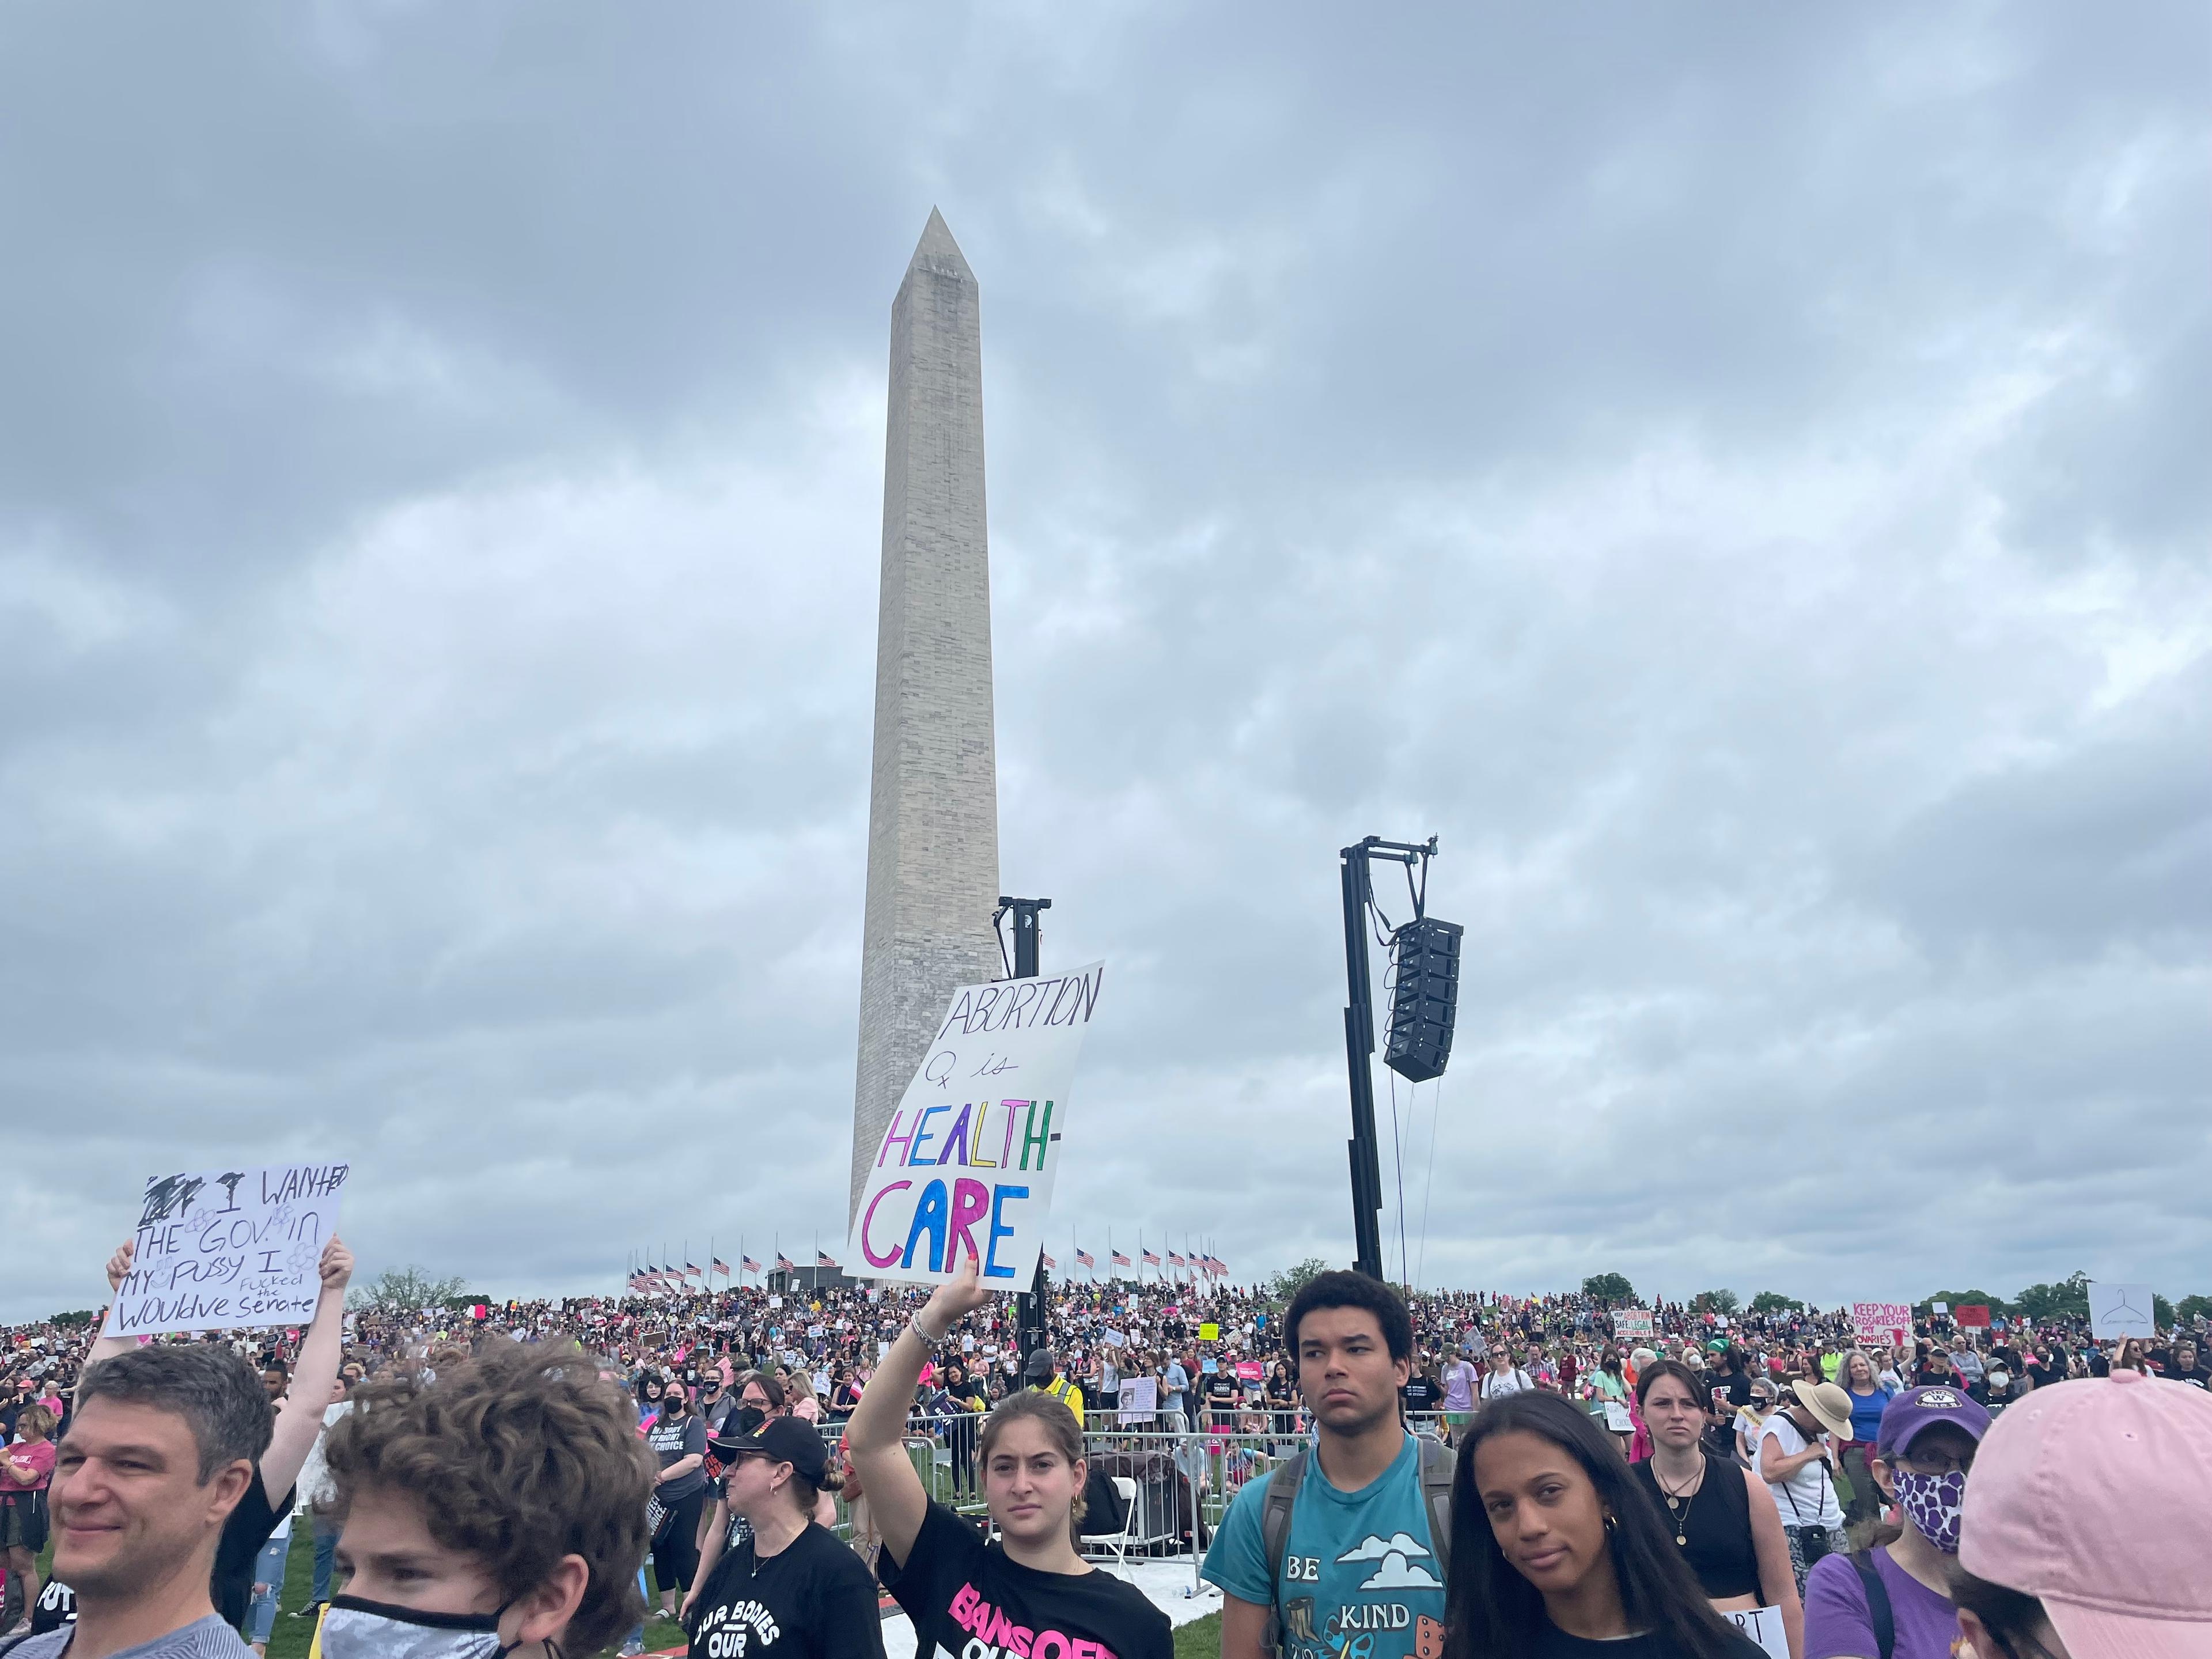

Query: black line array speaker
left=1384, top=916, right=1462, bottom=1083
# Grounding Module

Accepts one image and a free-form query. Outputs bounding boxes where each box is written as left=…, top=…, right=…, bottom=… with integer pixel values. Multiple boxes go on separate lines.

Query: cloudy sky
left=4, top=3, right=2207, bottom=1321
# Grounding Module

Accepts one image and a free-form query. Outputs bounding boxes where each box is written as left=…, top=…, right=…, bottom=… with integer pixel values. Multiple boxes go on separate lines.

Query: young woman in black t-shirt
left=1444, top=1392, right=1763, bottom=1659
left=848, top=1253, right=1170, bottom=1659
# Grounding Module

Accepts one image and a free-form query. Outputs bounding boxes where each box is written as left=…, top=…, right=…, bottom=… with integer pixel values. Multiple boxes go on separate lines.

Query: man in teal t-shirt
left=1206, top=1273, right=1446, bottom=1659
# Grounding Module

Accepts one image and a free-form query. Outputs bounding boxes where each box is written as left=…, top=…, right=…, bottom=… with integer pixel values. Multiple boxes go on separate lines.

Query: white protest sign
left=1853, top=1301, right=1912, bottom=1350
left=1104, top=1327, right=1127, bottom=1348
left=1721, top=1607, right=1791, bottom=1659
left=2088, top=1281, right=2157, bottom=1340
left=1615, top=1308, right=1654, bottom=1341
left=108, top=1163, right=349, bottom=1337
left=1118, top=1375, right=1158, bottom=1423
left=848, top=962, right=1104, bottom=1287
left=1931, top=1301, right=1948, bottom=1315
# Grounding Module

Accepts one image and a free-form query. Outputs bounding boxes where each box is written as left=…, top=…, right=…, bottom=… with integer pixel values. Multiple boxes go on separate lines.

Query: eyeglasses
left=1895, top=1448, right=1975, bottom=1476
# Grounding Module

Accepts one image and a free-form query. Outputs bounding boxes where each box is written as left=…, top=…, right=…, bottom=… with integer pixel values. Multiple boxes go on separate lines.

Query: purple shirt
left=1803, top=1546, right=1956, bottom=1659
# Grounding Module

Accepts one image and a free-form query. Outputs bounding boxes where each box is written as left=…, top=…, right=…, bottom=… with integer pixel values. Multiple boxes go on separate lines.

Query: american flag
left=1075, top=1249, right=1094, bottom=1268
left=776, top=1252, right=796, bottom=1271
left=711, top=1257, right=730, bottom=1277
left=1168, top=1252, right=1185, bottom=1268
left=684, top=1262, right=702, bottom=1279
left=816, top=1251, right=838, bottom=1269
left=1041, top=1253, right=1055, bottom=1270
left=741, top=1256, right=762, bottom=1274
left=1142, top=1249, right=1161, bottom=1266
left=1111, top=1251, right=1131, bottom=1267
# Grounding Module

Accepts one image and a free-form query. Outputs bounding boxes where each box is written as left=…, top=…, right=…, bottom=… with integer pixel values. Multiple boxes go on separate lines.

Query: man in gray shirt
left=17, top=1346, right=268, bottom=1659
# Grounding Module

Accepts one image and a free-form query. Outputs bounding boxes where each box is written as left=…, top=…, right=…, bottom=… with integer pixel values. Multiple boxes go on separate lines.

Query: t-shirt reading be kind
left=880, top=1502, right=1171, bottom=1659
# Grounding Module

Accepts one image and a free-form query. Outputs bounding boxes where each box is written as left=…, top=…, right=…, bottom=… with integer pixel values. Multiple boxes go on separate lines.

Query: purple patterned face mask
left=1895, top=1468, right=1967, bottom=1552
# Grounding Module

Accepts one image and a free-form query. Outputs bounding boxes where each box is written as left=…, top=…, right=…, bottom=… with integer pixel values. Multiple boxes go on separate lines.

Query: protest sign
left=849, top=962, right=1104, bottom=1286
left=1119, top=1375, right=1157, bottom=1423
left=1200, top=1358, right=1218, bottom=1374
left=1615, top=1308, right=1654, bottom=1341
left=1954, top=1304, right=1991, bottom=1328
left=2088, top=1282, right=2157, bottom=1340
left=1236, top=1360, right=1264, bottom=1381
left=1103, top=1327, right=1127, bottom=1347
left=1199, top=1321, right=1219, bottom=1341
left=107, top=1164, right=348, bottom=1338
left=1721, top=1607, right=1791, bottom=1659
left=1931, top=1301, right=1948, bottom=1315
left=1852, top=1301, right=1911, bottom=1350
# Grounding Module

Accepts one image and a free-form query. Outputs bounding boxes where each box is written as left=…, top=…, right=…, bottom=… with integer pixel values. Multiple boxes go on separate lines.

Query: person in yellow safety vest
left=1023, top=1349, right=1086, bottom=1425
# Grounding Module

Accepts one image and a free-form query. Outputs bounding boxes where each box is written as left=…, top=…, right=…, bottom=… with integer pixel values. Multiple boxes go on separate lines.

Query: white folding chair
left=1084, top=1476, right=1141, bottom=1573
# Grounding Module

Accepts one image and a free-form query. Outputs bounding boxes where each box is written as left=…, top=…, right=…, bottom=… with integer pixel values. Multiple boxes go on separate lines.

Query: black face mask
left=662, top=1396, right=685, bottom=1416
left=733, top=1404, right=767, bottom=1434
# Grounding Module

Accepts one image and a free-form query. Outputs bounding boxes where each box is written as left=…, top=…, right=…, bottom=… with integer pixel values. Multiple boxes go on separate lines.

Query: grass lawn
left=1173, top=1611, right=1220, bottom=1659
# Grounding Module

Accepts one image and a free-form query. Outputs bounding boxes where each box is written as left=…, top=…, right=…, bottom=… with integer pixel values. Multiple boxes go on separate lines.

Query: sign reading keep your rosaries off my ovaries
left=848, top=963, right=1103, bottom=1286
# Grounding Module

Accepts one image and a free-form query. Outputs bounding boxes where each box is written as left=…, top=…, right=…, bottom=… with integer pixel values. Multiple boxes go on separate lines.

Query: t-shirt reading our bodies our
left=1203, top=1433, right=1445, bottom=1659
left=685, top=1521, right=884, bottom=1659
left=880, top=1501, right=1170, bottom=1659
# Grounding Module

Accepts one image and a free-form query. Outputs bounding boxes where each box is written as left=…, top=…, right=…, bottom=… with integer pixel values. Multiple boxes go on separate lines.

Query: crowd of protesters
left=3, top=1245, right=2208, bottom=1659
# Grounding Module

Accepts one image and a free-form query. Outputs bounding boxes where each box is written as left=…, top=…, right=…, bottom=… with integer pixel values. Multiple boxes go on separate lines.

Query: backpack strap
left=1850, top=1551, right=1895, bottom=1659
left=1416, top=1431, right=1455, bottom=1581
left=1258, top=1446, right=1308, bottom=1659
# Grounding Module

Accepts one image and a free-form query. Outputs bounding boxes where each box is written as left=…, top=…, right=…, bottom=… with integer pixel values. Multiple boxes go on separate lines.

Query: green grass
left=1173, top=1611, right=1220, bottom=1659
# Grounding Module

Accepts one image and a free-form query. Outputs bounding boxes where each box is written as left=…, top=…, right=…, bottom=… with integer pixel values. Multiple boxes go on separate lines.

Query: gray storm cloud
left=1, top=3, right=2205, bottom=1318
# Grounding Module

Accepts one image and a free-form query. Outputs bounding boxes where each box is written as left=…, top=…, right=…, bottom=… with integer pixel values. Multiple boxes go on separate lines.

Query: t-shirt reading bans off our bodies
left=880, top=1502, right=1171, bottom=1659
left=1203, top=1434, right=1445, bottom=1659
left=685, top=1521, right=884, bottom=1659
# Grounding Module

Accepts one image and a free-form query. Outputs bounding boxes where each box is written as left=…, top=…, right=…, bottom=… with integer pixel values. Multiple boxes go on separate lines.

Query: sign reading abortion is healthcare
left=848, top=963, right=1103, bottom=1287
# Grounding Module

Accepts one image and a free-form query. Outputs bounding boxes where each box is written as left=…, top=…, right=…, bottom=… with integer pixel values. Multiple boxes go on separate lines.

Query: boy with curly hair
left=313, top=1339, right=655, bottom=1659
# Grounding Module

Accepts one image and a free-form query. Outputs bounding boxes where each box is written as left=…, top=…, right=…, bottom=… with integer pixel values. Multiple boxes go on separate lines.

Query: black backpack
left=1849, top=1552, right=1895, bottom=1659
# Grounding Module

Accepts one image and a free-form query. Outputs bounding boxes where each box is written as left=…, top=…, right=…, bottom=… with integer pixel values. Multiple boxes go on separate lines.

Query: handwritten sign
left=848, top=963, right=1104, bottom=1286
left=1615, top=1308, right=1654, bottom=1341
left=1103, top=1327, right=1127, bottom=1347
left=1852, top=1301, right=1911, bottom=1350
left=108, top=1164, right=349, bottom=1336
left=2088, top=1282, right=2157, bottom=1340
left=1118, top=1375, right=1157, bottom=1423
left=1198, top=1321, right=1219, bottom=1342
left=1721, top=1607, right=1791, bottom=1659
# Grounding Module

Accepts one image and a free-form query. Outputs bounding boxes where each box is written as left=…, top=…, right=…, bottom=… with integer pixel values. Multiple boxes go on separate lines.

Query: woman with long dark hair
left=1628, top=1363, right=1799, bottom=1657
left=1444, top=1391, right=1762, bottom=1659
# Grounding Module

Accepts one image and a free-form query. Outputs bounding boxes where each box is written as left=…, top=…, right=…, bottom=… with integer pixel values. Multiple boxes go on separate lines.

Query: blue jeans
left=311, top=1516, right=340, bottom=1604
left=247, top=1535, right=290, bottom=1643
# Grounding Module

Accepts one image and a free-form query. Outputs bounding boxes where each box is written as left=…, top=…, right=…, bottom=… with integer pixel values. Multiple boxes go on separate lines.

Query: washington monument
left=848, top=209, right=1003, bottom=1221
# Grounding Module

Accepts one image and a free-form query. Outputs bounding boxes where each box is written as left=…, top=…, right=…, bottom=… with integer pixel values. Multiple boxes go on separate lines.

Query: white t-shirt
left=1480, top=1367, right=1535, bottom=1400
left=1759, top=1413, right=1843, bottom=1530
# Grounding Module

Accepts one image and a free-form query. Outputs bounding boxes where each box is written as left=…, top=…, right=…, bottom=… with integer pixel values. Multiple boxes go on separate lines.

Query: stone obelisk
left=849, top=209, right=1003, bottom=1221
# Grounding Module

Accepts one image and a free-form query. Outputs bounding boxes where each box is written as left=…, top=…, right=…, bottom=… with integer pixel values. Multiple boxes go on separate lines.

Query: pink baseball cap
left=1959, top=1368, right=2212, bottom=1658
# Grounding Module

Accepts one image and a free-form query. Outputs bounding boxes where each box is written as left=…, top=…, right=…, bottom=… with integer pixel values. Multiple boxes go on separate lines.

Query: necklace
left=1653, top=1456, right=1705, bottom=1547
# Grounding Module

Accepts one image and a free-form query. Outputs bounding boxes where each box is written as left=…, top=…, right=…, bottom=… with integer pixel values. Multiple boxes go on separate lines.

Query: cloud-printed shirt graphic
left=1338, top=1533, right=1443, bottom=1590
left=1337, top=1532, right=1430, bottom=1564
left=1359, top=1551, right=1444, bottom=1591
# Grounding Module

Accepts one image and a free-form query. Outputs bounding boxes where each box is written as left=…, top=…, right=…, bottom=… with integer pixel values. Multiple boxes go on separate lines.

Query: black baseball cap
left=711, top=1415, right=828, bottom=1484
left=1024, top=1350, right=1057, bottom=1381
